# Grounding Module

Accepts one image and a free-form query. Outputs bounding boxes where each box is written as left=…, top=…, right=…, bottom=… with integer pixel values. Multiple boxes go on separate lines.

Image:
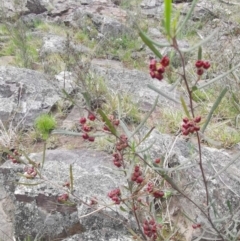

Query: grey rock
left=40, top=35, right=90, bottom=58
left=0, top=149, right=130, bottom=240
left=140, top=0, right=163, bottom=18
left=140, top=0, right=162, bottom=9
left=21, top=13, right=47, bottom=28
left=91, top=59, right=181, bottom=111
left=0, top=66, right=74, bottom=127
left=138, top=128, right=240, bottom=238
left=66, top=4, right=128, bottom=38
left=0, top=0, right=28, bottom=19
left=92, top=15, right=130, bottom=37
left=26, top=0, right=49, bottom=14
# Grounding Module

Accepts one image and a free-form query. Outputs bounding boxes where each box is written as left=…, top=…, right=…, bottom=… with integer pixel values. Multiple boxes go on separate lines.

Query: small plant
left=34, top=114, right=56, bottom=140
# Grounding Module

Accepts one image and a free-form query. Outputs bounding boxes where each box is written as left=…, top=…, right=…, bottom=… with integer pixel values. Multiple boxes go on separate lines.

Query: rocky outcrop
left=91, top=58, right=181, bottom=111
left=0, top=149, right=129, bottom=240
left=0, top=66, right=75, bottom=128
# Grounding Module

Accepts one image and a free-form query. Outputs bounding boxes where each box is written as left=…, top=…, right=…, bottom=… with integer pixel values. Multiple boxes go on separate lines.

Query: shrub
left=34, top=114, right=56, bottom=140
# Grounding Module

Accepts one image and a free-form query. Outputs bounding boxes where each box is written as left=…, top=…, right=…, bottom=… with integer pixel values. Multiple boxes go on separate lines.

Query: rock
left=139, top=128, right=240, bottom=239
left=0, top=149, right=130, bottom=240
left=0, top=66, right=74, bottom=128
left=26, top=0, right=49, bottom=14
left=40, top=35, right=90, bottom=58
left=91, top=59, right=181, bottom=111
left=140, top=0, right=161, bottom=9
left=140, top=0, right=163, bottom=18
left=21, top=13, right=47, bottom=28
left=0, top=0, right=28, bottom=19
left=0, top=186, right=14, bottom=241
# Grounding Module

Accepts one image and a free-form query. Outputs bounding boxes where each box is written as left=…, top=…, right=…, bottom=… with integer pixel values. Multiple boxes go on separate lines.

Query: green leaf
left=70, top=164, right=73, bottom=193
left=198, top=46, right=202, bottom=60
left=136, top=127, right=155, bottom=147
left=16, top=181, right=45, bottom=186
left=117, top=94, right=122, bottom=119
left=226, top=200, right=232, bottom=214
left=180, top=96, right=190, bottom=118
left=130, top=97, right=158, bottom=138
left=41, top=142, right=46, bottom=171
left=176, top=0, right=198, bottom=35
left=201, top=87, right=228, bottom=133
left=138, top=29, right=162, bottom=59
left=52, top=130, right=84, bottom=136
left=192, top=86, right=198, bottom=92
left=136, top=140, right=155, bottom=153
left=164, top=0, right=172, bottom=36
left=98, top=109, right=117, bottom=136
left=82, top=91, right=91, bottom=109
left=137, top=25, right=170, bottom=48
left=120, top=206, right=127, bottom=212
left=148, top=84, right=180, bottom=104
left=119, top=120, right=132, bottom=139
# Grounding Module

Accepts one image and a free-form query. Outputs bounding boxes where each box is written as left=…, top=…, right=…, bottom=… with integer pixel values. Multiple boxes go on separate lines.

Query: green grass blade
left=137, top=25, right=170, bottom=48
left=130, top=97, right=158, bottom=138
left=198, top=46, right=202, bottom=60
left=180, top=96, right=190, bottom=118
left=17, top=181, right=45, bottom=186
left=226, top=200, right=232, bottom=215
left=201, top=87, right=228, bottom=133
left=119, top=120, right=132, bottom=139
left=82, top=91, right=91, bottom=109
left=117, top=93, right=122, bottom=119
left=148, top=84, right=180, bottom=104
left=138, top=29, right=162, bottom=59
left=164, top=0, right=172, bottom=36
left=70, top=164, right=73, bottom=193
left=52, top=130, right=84, bottom=136
left=41, top=142, right=46, bottom=171
left=176, top=0, right=198, bottom=35
left=136, top=127, right=155, bottom=148
left=98, top=109, right=117, bottom=136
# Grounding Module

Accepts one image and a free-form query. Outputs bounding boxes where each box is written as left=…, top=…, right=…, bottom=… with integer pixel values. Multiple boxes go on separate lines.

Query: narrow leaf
left=180, top=29, right=218, bottom=53
left=82, top=92, right=91, bottom=109
left=17, top=181, right=44, bottom=186
left=138, top=29, right=162, bottom=59
left=180, top=96, right=190, bottom=118
left=148, top=84, right=180, bottom=104
left=62, top=89, right=75, bottom=105
left=136, top=127, right=155, bottom=147
left=117, top=94, right=122, bottom=119
left=227, top=200, right=232, bottom=214
left=176, top=0, right=198, bottom=35
left=52, top=130, right=84, bottom=136
left=198, top=46, right=202, bottom=60
left=137, top=25, right=170, bottom=48
left=98, top=109, right=117, bottom=136
left=120, top=206, right=127, bottom=212
left=130, top=97, right=158, bottom=138
left=199, top=63, right=240, bottom=89
left=119, top=120, right=132, bottom=139
left=41, top=142, right=46, bottom=171
left=70, top=164, right=73, bottom=193
left=136, top=140, right=155, bottom=153
left=164, top=0, right=172, bottom=36
left=211, top=151, right=240, bottom=180
left=201, top=87, right=228, bottom=133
